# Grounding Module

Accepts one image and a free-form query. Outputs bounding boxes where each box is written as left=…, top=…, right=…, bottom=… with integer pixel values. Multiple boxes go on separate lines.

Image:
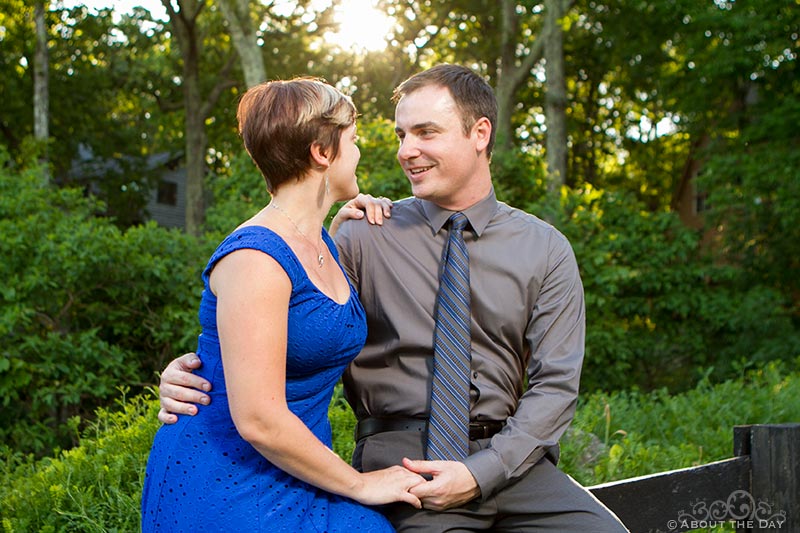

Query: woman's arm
left=211, top=248, right=422, bottom=507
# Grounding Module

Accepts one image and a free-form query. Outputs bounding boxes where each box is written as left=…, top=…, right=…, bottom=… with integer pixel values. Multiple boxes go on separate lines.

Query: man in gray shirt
left=158, top=64, right=627, bottom=532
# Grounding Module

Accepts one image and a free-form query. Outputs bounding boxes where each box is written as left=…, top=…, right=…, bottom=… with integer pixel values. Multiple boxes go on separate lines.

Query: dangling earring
left=325, top=173, right=329, bottom=196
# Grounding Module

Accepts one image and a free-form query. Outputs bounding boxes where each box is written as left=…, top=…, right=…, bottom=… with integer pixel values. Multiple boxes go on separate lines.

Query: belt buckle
left=469, top=421, right=487, bottom=440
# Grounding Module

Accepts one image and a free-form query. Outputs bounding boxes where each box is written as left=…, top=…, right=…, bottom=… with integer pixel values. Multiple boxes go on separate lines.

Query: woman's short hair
left=392, top=64, right=497, bottom=157
left=237, top=78, right=357, bottom=193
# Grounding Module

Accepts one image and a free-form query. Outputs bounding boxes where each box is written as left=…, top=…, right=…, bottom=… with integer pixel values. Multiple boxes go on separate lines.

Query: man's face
left=394, top=85, right=487, bottom=210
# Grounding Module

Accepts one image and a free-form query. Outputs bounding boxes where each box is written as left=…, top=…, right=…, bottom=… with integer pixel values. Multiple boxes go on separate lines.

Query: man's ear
left=310, top=142, right=330, bottom=169
left=472, top=117, right=492, bottom=153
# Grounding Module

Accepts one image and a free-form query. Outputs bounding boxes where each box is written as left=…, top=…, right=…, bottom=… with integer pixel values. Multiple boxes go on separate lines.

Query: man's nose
left=397, top=136, right=420, bottom=161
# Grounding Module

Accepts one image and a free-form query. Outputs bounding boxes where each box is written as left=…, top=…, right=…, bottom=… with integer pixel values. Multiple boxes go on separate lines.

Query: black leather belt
left=355, top=417, right=505, bottom=442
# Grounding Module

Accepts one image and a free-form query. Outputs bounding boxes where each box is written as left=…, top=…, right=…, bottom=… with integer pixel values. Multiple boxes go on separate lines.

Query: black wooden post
left=750, top=424, right=799, bottom=533
left=734, top=425, right=753, bottom=533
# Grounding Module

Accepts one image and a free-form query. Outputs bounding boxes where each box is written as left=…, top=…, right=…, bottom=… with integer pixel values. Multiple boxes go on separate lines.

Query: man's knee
left=494, top=459, right=629, bottom=532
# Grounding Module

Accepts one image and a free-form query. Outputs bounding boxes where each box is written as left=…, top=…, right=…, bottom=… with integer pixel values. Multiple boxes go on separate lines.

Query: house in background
left=68, top=144, right=186, bottom=230
left=144, top=152, right=186, bottom=230
left=672, top=135, right=710, bottom=233
left=671, top=135, right=728, bottom=251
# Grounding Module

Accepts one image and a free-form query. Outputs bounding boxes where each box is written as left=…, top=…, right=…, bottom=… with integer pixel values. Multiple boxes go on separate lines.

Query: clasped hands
left=398, top=458, right=481, bottom=510
left=362, top=458, right=479, bottom=510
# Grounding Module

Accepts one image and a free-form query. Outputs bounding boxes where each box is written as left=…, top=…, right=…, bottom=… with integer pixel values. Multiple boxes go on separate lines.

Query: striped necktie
left=426, top=212, right=471, bottom=461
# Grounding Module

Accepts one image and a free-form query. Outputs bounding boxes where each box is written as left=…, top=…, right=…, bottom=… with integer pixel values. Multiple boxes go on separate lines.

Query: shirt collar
left=419, top=187, right=498, bottom=238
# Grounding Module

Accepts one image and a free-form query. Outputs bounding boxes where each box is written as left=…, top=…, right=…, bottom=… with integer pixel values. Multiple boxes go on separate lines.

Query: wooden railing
left=588, top=424, right=799, bottom=533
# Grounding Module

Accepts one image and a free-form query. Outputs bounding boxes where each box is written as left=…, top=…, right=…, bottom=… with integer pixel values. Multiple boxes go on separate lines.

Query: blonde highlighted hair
left=237, top=78, right=357, bottom=193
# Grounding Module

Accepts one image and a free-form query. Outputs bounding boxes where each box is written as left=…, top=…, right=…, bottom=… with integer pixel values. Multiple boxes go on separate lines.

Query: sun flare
left=325, top=0, right=394, bottom=52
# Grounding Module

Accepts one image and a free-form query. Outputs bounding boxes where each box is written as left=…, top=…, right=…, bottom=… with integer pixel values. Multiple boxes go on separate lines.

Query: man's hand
left=157, top=353, right=212, bottom=424
left=329, top=193, right=393, bottom=236
left=401, top=458, right=481, bottom=511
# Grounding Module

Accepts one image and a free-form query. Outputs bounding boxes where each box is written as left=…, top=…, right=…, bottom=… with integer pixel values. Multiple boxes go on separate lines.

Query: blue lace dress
left=141, top=226, right=393, bottom=532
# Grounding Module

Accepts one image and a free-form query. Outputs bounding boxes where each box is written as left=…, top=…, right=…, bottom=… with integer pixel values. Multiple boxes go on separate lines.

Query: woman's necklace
left=270, top=202, right=325, bottom=268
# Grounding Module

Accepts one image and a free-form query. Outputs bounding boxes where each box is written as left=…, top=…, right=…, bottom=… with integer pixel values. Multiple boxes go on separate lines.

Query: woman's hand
left=329, top=193, right=393, bottom=236
left=353, top=465, right=426, bottom=509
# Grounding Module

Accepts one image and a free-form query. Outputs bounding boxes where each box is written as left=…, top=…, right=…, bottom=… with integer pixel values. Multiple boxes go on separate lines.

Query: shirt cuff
left=462, top=445, right=552, bottom=501
left=462, top=448, right=507, bottom=502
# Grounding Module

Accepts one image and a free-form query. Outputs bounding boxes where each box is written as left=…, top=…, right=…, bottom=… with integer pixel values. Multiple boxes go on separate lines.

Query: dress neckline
left=233, top=224, right=355, bottom=307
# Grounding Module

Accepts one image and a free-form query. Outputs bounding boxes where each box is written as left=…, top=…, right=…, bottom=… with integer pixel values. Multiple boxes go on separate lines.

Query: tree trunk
left=495, top=1, right=519, bottom=153
left=165, top=0, right=206, bottom=235
left=163, top=0, right=236, bottom=235
left=183, top=45, right=207, bottom=237
left=33, top=0, right=49, bottom=183
left=495, top=0, right=544, bottom=154
left=544, top=0, right=568, bottom=191
left=218, top=0, right=266, bottom=88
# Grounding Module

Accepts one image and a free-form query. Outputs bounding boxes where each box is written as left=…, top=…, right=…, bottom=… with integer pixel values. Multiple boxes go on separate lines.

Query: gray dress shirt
left=335, top=188, right=585, bottom=500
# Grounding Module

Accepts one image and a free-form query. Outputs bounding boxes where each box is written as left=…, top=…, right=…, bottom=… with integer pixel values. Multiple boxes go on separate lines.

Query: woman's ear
left=310, top=143, right=330, bottom=169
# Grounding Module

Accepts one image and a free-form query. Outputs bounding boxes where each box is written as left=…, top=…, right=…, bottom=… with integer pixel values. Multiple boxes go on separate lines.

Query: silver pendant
left=317, top=254, right=324, bottom=268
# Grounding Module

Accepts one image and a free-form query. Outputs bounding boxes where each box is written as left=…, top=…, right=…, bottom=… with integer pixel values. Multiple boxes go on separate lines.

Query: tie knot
left=449, top=212, right=468, bottom=232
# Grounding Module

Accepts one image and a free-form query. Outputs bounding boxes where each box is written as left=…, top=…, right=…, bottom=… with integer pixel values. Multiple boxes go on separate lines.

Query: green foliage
left=561, top=359, right=800, bottom=486
left=531, top=184, right=800, bottom=391
left=0, top=152, right=209, bottom=456
left=329, top=383, right=357, bottom=462
left=490, top=148, right=548, bottom=208
left=700, top=99, right=800, bottom=317
left=0, top=390, right=159, bottom=532
left=0, top=2, right=175, bottom=221
left=203, top=151, right=269, bottom=238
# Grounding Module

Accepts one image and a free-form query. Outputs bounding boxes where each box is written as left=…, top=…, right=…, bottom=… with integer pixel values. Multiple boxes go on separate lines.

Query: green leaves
left=528, top=184, right=800, bottom=392
left=0, top=392, right=159, bottom=531
left=562, top=360, right=800, bottom=485
left=0, top=153, right=209, bottom=456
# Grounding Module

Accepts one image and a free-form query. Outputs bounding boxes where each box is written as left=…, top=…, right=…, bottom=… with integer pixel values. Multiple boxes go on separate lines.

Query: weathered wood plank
left=588, top=456, right=751, bottom=533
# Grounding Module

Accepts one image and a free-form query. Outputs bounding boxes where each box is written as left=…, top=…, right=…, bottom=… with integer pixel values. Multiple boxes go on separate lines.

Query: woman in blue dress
left=141, top=78, right=424, bottom=532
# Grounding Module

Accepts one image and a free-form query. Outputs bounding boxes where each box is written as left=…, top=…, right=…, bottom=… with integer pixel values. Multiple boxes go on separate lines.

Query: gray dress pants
left=354, top=429, right=629, bottom=533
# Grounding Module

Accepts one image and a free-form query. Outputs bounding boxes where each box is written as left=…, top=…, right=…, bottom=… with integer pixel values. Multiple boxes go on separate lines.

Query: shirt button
left=472, top=371, right=479, bottom=378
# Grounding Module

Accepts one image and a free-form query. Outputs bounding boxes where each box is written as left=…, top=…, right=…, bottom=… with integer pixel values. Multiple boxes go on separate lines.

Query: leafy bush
left=202, top=150, right=268, bottom=238
left=329, top=383, right=357, bottom=462
left=352, top=118, right=411, bottom=201
left=0, top=390, right=159, bottom=532
left=490, top=148, right=548, bottom=209
left=561, top=359, right=800, bottom=486
left=699, top=83, right=800, bottom=319
left=0, top=151, right=210, bottom=456
left=537, top=185, right=800, bottom=391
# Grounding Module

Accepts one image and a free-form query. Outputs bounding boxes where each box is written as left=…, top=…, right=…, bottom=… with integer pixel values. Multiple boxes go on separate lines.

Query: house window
left=695, top=191, right=708, bottom=214
left=157, top=180, right=178, bottom=206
